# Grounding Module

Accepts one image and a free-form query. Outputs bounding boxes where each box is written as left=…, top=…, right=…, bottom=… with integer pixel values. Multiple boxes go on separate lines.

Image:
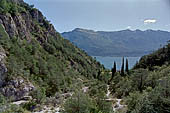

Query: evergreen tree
left=97, top=70, right=101, bottom=80
left=121, top=57, right=124, bottom=76
left=109, top=61, right=116, bottom=84
left=113, top=61, right=116, bottom=75
left=125, top=58, right=129, bottom=74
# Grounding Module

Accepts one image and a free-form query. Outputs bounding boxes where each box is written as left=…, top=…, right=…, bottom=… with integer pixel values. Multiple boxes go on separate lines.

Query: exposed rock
left=13, top=13, right=32, bottom=40
left=82, top=86, right=88, bottom=93
left=12, top=100, right=29, bottom=105
left=0, top=47, right=7, bottom=87
left=0, top=14, right=18, bottom=37
left=0, top=77, right=35, bottom=101
left=61, top=92, right=73, bottom=99
left=0, top=8, right=58, bottom=42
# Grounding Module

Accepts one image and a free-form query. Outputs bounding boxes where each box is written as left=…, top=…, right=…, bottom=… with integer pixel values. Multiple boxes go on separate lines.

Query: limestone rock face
left=0, top=14, right=18, bottom=37
left=0, top=77, right=35, bottom=101
left=0, top=47, right=7, bottom=87
left=0, top=8, right=57, bottom=42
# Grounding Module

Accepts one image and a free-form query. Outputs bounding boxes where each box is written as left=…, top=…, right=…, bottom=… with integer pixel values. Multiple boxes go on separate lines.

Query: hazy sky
left=24, top=0, right=170, bottom=33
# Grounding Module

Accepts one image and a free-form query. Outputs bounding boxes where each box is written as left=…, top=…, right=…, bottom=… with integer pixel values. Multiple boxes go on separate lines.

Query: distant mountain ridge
left=62, top=28, right=170, bottom=57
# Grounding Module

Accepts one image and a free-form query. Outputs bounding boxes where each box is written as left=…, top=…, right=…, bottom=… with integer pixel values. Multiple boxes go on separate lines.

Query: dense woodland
left=0, top=0, right=170, bottom=113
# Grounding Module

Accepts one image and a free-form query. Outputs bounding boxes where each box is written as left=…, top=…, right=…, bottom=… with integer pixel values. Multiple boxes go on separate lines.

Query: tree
left=31, top=87, right=46, bottom=104
left=131, top=69, right=148, bottom=92
left=125, top=58, right=129, bottom=74
left=8, top=3, right=18, bottom=14
left=95, top=92, right=113, bottom=113
left=109, top=61, right=116, bottom=84
left=121, top=57, right=125, bottom=76
left=64, top=91, right=94, bottom=113
left=97, top=70, right=101, bottom=80
left=0, top=0, right=9, bottom=13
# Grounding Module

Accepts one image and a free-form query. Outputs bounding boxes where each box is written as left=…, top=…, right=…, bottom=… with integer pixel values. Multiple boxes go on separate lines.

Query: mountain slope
left=134, top=42, right=170, bottom=70
left=0, top=0, right=104, bottom=100
left=62, top=28, right=170, bottom=56
left=108, top=42, right=170, bottom=113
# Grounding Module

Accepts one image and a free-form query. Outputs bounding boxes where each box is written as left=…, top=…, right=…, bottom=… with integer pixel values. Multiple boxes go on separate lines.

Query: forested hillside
left=62, top=28, right=170, bottom=56
left=0, top=0, right=112, bottom=112
left=0, top=0, right=170, bottom=113
left=108, top=42, right=170, bottom=113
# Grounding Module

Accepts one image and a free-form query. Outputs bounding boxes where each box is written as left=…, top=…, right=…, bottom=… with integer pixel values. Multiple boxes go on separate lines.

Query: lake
left=93, top=56, right=141, bottom=70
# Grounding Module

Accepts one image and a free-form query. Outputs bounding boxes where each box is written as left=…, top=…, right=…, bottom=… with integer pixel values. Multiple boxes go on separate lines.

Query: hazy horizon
left=24, top=0, right=170, bottom=33
left=62, top=27, right=170, bottom=33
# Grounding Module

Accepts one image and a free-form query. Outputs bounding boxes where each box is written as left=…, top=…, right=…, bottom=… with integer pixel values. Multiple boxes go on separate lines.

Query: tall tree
left=125, top=58, right=129, bottom=74
left=97, top=70, right=101, bottom=80
left=121, top=57, right=124, bottom=76
left=109, top=61, right=116, bottom=84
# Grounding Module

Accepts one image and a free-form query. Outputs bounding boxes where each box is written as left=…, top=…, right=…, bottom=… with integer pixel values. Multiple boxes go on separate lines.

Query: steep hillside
left=108, top=42, right=170, bottom=113
left=1, top=0, right=170, bottom=113
left=134, top=43, right=170, bottom=70
left=0, top=0, right=116, bottom=112
left=62, top=28, right=170, bottom=56
left=0, top=0, right=105, bottom=105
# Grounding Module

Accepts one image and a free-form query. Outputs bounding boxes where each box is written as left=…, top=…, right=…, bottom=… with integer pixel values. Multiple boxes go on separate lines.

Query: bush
left=64, top=91, right=95, bottom=113
left=31, top=87, right=46, bottom=104
left=22, top=101, right=36, bottom=111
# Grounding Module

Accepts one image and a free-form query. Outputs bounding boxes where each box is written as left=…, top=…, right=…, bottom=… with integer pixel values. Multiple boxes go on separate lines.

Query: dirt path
left=106, top=85, right=126, bottom=112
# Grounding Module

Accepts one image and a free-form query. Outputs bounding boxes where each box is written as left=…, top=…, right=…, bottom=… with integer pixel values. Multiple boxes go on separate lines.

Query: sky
left=24, top=0, right=170, bottom=33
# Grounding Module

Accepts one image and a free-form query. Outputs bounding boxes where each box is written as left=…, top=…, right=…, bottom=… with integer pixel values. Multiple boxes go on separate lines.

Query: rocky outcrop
left=0, top=6, right=57, bottom=42
left=0, top=46, right=7, bottom=87
left=0, top=14, right=18, bottom=38
left=0, top=46, right=34, bottom=101
left=0, top=77, right=35, bottom=101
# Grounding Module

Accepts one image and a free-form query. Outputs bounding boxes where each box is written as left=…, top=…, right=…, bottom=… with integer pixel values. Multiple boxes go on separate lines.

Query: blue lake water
left=93, top=56, right=141, bottom=70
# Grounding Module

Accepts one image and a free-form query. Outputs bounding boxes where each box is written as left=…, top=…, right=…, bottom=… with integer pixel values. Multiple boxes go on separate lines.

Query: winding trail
left=12, top=85, right=126, bottom=113
left=106, top=85, right=127, bottom=112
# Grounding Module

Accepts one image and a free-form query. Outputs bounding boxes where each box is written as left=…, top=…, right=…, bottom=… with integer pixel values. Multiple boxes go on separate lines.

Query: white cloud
left=144, top=19, right=157, bottom=24
left=126, top=26, right=132, bottom=29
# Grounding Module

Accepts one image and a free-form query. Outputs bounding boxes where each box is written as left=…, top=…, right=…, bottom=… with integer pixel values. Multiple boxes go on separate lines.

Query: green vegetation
left=108, top=42, right=170, bottom=112
left=134, top=42, right=170, bottom=70
left=109, top=61, right=116, bottom=84
left=0, top=0, right=26, bottom=14
left=1, top=0, right=170, bottom=113
left=0, top=1, right=111, bottom=112
left=64, top=87, right=112, bottom=113
left=121, top=57, right=125, bottom=76
left=125, top=59, right=129, bottom=74
left=0, top=22, right=103, bottom=97
left=64, top=91, right=94, bottom=113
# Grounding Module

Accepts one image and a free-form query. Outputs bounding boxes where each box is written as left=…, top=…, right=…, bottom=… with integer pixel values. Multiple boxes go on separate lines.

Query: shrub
left=64, top=91, right=95, bottom=113
left=31, top=87, right=46, bottom=104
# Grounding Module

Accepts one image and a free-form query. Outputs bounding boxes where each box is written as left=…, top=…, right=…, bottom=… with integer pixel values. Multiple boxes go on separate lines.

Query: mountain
left=62, top=28, right=170, bottom=56
left=0, top=0, right=112, bottom=112
left=1, top=0, right=170, bottom=113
